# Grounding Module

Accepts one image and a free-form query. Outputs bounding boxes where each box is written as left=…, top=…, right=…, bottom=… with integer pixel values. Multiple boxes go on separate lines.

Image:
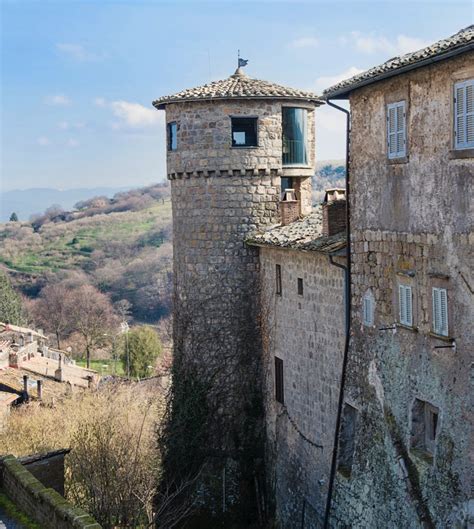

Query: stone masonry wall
left=260, top=247, right=345, bottom=528
left=331, top=52, right=473, bottom=528
left=1, top=455, right=101, bottom=529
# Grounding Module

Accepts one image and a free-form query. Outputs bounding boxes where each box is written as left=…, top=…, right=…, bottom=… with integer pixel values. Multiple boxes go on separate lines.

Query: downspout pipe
left=323, top=99, right=351, bottom=529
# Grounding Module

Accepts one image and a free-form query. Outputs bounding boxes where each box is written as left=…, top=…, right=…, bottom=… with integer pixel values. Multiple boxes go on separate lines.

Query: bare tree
left=32, top=283, right=73, bottom=348
left=68, top=284, right=117, bottom=368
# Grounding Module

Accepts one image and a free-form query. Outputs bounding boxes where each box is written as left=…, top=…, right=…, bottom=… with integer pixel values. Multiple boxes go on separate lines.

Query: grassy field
left=0, top=200, right=172, bottom=275
left=76, top=358, right=126, bottom=376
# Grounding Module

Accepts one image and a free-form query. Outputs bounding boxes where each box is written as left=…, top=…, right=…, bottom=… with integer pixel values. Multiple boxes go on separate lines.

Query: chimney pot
left=280, top=188, right=300, bottom=226
left=322, top=188, right=346, bottom=236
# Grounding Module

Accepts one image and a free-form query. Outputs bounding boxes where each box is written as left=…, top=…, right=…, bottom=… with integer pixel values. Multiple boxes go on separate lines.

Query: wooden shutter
left=433, top=287, right=448, bottom=336
left=399, top=284, right=412, bottom=326
left=405, top=286, right=413, bottom=326
left=455, top=79, right=474, bottom=149
left=388, top=105, right=397, bottom=157
left=387, top=101, right=406, bottom=158
left=363, top=293, right=373, bottom=326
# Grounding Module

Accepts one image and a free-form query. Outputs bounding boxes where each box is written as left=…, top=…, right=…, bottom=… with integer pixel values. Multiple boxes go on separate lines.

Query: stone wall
left=259, top=247, right=345, bottom=528
left=331, top=52, right=473, bottom=528
left=19, top=449, right=69, bottom=496
left=0, top=455, right=101, bottom=529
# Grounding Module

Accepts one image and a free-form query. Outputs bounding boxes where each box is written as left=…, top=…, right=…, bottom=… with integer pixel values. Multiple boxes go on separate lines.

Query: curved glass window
left=282, top=108, right=308, bottom=165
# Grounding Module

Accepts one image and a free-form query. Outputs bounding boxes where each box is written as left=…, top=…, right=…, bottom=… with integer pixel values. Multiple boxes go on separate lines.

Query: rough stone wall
left=331, top=52, right=473, bottom=528
left=164, top=96, right=317, bottom=524
left=0, top=455, right=101, bottom=529
left=259, top=247, right=345, bottom=528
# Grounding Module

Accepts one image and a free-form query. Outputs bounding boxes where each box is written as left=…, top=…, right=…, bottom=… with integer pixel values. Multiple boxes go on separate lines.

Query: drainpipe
left=324, top=99, right=351, bottom=529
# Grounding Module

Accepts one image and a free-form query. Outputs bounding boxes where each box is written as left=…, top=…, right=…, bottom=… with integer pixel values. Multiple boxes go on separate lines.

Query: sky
left=1, top=0, right=473, bottom=191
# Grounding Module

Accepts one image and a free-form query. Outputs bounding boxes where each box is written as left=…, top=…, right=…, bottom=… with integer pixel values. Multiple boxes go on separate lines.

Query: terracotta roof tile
left=153, top=68, right=321, bottom=108
left=324, top=25, right=474, bottom=98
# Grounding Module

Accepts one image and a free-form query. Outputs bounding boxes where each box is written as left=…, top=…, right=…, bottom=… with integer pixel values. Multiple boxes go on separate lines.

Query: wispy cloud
left=66, top=138, right=80, bottom=148
left=56, top=43, right=106, bottom=62
left=44, top=94, right=71, bottom=106
left=314, top=66, right=364, bottom=93
left=37, top=136, right=51, bottom=146
left=58, top=121, right=85, bottom=131
left=95, top=98, right=162, bottom=129
left=289, top=36, right=319, bottom=49
left=340, top=32, right=429, bottom=56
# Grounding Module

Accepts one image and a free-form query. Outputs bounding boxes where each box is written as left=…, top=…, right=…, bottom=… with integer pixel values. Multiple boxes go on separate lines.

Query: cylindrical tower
left=153, top=67, right=320, bottom=524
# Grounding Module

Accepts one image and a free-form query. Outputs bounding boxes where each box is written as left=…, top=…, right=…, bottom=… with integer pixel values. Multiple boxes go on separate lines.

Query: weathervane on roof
left=237, top=49, right=248, bottom=69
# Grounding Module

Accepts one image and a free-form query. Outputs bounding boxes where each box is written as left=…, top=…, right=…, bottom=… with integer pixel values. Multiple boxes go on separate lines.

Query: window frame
left=297, top=277, right=304, bottom=296
left=274, top=356, right=284, bottom=404
left=230, top=116, right=259, bottom=148
left=387, top=100, right=407, bottom=159
left=167, top=121, right=177, bottom=151
left=454, top=79, right=474, bottom=150
left=282, top=106, right=309, bottom=166
left=362, top=290, right=375, bottom=327
left=410, top=398, right=440, bottom=459
left=275, top=264, right=282, bottom=297
left=432, top=287, right=449, bottom=337
left=398, top=284, right=413, bottom=327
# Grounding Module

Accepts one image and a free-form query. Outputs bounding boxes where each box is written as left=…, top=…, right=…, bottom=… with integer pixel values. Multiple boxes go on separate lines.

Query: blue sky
left=1, top=0, right=473, bottom=191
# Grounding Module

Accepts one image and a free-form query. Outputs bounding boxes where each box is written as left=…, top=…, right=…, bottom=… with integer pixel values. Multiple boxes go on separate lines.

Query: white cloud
left=37, top=136, right=51, bottom=146
left=44, top=94, right=71, bottom=106
left=289, top=36, right=319, bottom=49
left=58, top=121, right=85, bottom=130
left=314, top=66, right=364, bottom=94
left=109, top=100, right=163, bottom=128
left=342, top=32, right=429, bottom=56
left=66, top=139, right=80, bottom=147
left=56, top=43, right=106, bottom=62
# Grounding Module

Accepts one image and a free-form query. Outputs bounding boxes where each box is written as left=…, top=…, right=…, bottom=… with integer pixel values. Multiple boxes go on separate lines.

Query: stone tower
left=153, top=67, right=320, bottom=524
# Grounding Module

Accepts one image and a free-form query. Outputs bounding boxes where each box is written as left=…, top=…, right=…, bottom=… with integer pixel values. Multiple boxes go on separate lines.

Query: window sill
left=397, top=323, right=418, bottom=332
left=387, top=156, right=409, bottom=165
left=429, top=332, right=453, bottom=342
left=282, top=164, right=312, bottom=169
left=449, top=148, right=474, bottom=159
left=231, top=145, right=259, bottom=149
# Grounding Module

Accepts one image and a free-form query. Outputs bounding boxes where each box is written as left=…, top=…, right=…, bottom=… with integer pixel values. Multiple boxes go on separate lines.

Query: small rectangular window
left=231, top=117, right=258, bottom=147
left=398, top=284, right=413, bottom=326
left=274, top=357, right=284, bottom=404
left=432, top=287, right=448, bottom=336
left=168, top=122, right=177, bottom=151
left=387, top=101, right=406, bottom=159
left=363, top=292, right=374, bottom=327
left=280, top=177, right=294, bottom=200
left=411, top=399, right=439, bottom=458
left=276, top=264, right=282, bottom=296
left=337, top=403, right=358, bottom=477
left=297, top=278, right=303, bottom=296
left=454, top=79, right=474, bottom=150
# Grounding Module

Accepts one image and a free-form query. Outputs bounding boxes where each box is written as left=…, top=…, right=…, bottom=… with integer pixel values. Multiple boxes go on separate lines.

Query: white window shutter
left=388, top=101, right=406, bottom=158
left=455, top=79, right=474, bottom=149
left=399, top=285, right=405, bottom=324
left=405, top=286, right=413, bottom=326
left=432, top=288, right=440, bottom=334
left=363, top=293, right=374, bottom=326
left=396, top=102, right=406, bottom=156
left=388, top=106, right=396, bottom=156
left=433, top=287, right=449, bottom=336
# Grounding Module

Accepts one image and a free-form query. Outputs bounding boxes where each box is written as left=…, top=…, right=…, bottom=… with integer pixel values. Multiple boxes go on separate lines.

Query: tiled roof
left=323, top=25, right=474, bottom=99
left=153, top=68, right=321, bottom=109
left=247, top=207, right=346, bottom=253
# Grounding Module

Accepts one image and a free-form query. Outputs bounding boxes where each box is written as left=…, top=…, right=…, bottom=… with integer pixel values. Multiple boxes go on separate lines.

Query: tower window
left=231, top=117, right=258, bottom=147
left=411, top=399, right=439, bottom=458
left=274, top=357, right=284, bottom=404
left=275, top=264, right=282, bottom=296
left=168, top=122, right=177, bottom=151
left=282, top=107, right=308, bottom=165
left=337, top=403, right=358, bottom=477
left=297, top=278, right=303, bottom=296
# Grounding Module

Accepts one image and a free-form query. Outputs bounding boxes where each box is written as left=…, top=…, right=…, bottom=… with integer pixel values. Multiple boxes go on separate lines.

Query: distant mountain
left=1, top=186, right=134, bottom=222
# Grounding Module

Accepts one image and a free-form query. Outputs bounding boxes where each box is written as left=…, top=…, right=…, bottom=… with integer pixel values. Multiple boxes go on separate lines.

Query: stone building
left=153, top=67, right=322, bottom=524
left=247, top=194, right=346, bottom=528
left=323, top=25, right=473, bottom=528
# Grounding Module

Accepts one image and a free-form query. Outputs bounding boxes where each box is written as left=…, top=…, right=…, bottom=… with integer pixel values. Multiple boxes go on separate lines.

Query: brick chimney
left=322, top=188, right=346, bottom=236
left=280, top=188, right=300, bottom=226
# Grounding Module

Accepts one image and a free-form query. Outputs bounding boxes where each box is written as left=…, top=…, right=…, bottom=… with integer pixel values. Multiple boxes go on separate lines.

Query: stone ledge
left=168, top=167, right=282, bottom=179
left=1, top=455, right=101, bottom=529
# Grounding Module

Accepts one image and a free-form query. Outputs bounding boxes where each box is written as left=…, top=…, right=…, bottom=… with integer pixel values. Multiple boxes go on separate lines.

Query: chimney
left=23, top=375, right=29, bottom=400
left=37, top=380, right=43, bottom=400
left=322, top=188, right=346, bottom=236
left=280, top=188, right=300, bottom=226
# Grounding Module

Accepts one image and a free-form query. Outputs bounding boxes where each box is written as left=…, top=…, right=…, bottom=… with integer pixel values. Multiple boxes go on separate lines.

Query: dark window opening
left=282, top=107, right=308, bottom=165
left=280, top=177, right=295, bottom=200
left=275, top=357, right=284, bottom=404
left=168, top=122, right=177, bottom=151
left=297, top=278, right=303, bottom=296
left=276, top=264, right=282, bottom=296
left=231, top=117, right=258, bottom=147
left=337, top=403, right=358, bottom=477
left=411, top=399, right=439, bottom=458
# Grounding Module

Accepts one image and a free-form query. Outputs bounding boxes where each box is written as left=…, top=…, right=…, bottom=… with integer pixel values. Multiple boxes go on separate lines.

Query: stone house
left=323, top=25, right=473, bottom=528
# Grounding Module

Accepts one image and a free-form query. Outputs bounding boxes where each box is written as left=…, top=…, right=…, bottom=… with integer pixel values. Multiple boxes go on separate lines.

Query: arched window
left=362, top=290, right=375, bottom=327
